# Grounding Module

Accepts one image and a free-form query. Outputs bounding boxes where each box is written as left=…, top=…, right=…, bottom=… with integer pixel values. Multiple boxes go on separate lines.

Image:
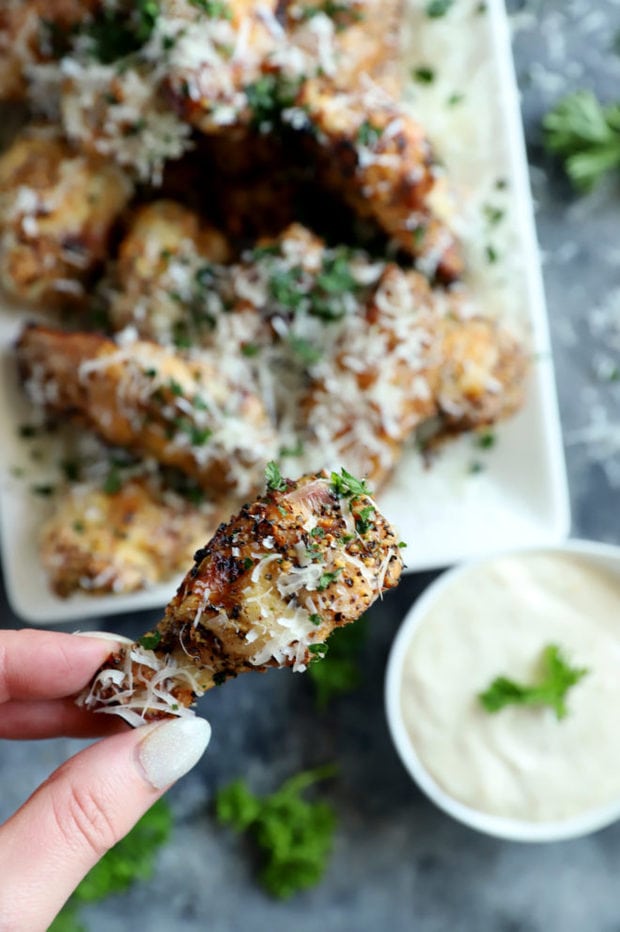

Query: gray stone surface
left=2, top=2, right=620, bottom=929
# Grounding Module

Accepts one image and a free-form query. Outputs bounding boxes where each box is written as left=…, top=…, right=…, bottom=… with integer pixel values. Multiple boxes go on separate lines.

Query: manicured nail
left=74, top=630, right=134, bottom=645
left=138, top=717, right=211, bottom=789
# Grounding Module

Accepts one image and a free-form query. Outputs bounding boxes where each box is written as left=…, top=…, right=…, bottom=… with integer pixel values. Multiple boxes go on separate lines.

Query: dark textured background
left=2, top=1, right=620, bottom=929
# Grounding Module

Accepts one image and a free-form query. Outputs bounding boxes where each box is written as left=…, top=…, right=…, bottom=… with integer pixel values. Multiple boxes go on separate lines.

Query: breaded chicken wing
left=17, top=324, right=278, bottom=496
left=293, top=80, right=463, bottom=282
left=78, top=468, right=404, bottom=722
left=0, top=130, right=132, bottom=307
left=41, top=476, right=222, bottom=597
left=107, top=200, right=231, bottom=339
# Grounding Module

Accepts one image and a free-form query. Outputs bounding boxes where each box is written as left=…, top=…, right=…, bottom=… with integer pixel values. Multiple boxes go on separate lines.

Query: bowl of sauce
left=385, top=540, right=620, bottom=841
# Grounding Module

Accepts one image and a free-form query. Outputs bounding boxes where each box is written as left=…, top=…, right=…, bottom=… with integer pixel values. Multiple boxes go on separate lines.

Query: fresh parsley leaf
left=412, top=66, right=435, bottom=84
left=139, top=631, right=162, bottom=650
left=189, top=0, right=232, bottom=17
left=265, top=461, right=287, bottom=491
left=357, top=120, right=382, bottom=147
left=50, top=800, right=172, bottom=931
left=215, top=766, right=337, bottom=899
left=288, top=334, right=322, bottom=365
left=317, top=569, right=342, bottom=591
left=307, top=616, right=367, bottom=709
left=479, top=644, right=589, bottom=720
left=103, top=466, right=122, bottom=495
left=426, top=0, right=454, bottom=17
left=543, top=90, right=620, bottom=192
left=355, top=504, right=375, bottom=535
left=330, top=467, right=371, bottom=499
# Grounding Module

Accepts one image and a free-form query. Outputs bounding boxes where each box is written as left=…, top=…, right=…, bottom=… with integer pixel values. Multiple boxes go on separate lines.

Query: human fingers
left=0, top=715, right=211, bottom=932
left=0, top=697, right=129, bottom=740
left=0, top=629, right=127, bottom=702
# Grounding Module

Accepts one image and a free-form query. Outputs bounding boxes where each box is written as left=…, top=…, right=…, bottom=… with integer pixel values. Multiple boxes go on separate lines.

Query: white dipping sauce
left=401, top=552, right=620, bottom=822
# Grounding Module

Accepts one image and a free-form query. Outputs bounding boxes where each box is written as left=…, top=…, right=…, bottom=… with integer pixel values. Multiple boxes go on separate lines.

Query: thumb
left=0, top=716, right=210, bottom=932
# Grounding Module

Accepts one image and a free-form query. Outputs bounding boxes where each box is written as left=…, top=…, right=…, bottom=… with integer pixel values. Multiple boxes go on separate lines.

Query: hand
left=0, top=629, right=210, bottom=932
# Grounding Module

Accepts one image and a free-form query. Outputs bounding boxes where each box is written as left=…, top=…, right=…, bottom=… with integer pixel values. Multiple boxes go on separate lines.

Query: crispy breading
left=16, top=324, right=278, bottom=496
left=40, top=477, right=222, bottom=598
left=78, top=469, right=404, bottom=720
left=108, top=200, right=230, bottom=338
left=434, top=315, right=528, bottom=432
left=0, top=131, right=132, bottom=307
left=295, top=80, right=463, bottom=282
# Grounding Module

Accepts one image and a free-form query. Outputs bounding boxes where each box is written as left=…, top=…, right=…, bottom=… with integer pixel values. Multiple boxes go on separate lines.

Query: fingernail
left=138, top=717, right=211, bottom=789
left=74, top=630, right=134, bottom=645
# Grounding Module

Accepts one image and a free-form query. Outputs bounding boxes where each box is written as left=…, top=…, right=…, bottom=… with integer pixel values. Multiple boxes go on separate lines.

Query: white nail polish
left=74, top=630, right=134, bottom=645
left=138, top=717, right=211, bottom=789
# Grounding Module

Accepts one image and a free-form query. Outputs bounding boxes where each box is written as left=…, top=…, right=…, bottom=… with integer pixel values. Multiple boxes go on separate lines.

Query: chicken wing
left=78, top=467, right=404, bottom=722
left=41, top=476, right=222, bottom=598
left=293, top=80, right=463, bottom=282
left=17, top=324, right=278, bottom=496
left=107, top=200, right=231, bottom=340
left=0, top=130, right=132, bottom=307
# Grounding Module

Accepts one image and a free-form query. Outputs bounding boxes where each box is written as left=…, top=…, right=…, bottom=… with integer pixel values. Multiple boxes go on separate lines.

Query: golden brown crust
left=40, top=477, right=222, bottom=597
left=0, top=131, right=132, bottom=307
left=16, top=324, right=277, bottom=495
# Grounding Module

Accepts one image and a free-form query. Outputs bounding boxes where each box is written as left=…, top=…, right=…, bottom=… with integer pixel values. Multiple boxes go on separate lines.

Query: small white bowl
left=385, top=539, right=620, bottom=842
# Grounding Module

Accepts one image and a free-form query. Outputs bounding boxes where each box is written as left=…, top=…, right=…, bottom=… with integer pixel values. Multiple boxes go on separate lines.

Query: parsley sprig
left=215, top=766, right=337, bottom=899
left=479, top=644, right=589, bottom=720
left=543, top=90, right=620, bottom=192
left=265, top=461, right=287, bottom=491
left=329, top=467, right=370, bottom=499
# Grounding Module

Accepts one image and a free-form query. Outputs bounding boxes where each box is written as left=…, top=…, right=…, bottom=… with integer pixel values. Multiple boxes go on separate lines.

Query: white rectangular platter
left=0, top=0, right=570, bottom=624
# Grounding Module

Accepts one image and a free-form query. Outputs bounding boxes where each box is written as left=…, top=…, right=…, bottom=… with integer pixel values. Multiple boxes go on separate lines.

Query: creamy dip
left=401, top=552, right=620, bottom=822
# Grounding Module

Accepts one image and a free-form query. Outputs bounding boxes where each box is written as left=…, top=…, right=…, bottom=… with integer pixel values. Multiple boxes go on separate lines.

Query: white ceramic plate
left=0, top=0, right=569, bottom=624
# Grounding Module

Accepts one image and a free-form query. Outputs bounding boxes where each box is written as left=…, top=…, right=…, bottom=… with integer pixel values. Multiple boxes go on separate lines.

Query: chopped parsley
left=479, top=644, right=589, bottom=720
left=412, top=66, right=435, bottom=84
left=32, top=484, right=55, bottom=497
left=308, top=643, right=329, bottom=658
left=425, top=0, right=454, bottom=16
left=83, top=0, right=160, bottom=64
left=215, top=766, right=337, bottom=899
left=447, top=92, right=464, bottom=106
left=241, top=342, right=261, bottom=357
left=485, top=244, right=498, bottom=264
left=189, top=0, right=232, bottom=17
left=317, top=569, right=342, bottom=591
left=265, top=461, right=287, bottom=492
left=269, top=267, right=304, bottom=311
left=476, top=430, right=496, bottom=450
left=483, top=204, right=505, bottom=226
left=168, top=378, right=184, bottom=397
left=354, top=505, right=375, bottom=535
left=309, top=613, right=322, bottom=625
left=245, top=74, right=300, bottom=130
left=357, top=120, right=383, bottom=148
left=72, top=521, right=85, bottom=534
left=103, top=466, right=123, bottom=495
left=243, top=557, right=254, bottom=571
left=288, top=334, right=322, bottom=365
left=139, top=631, right=162, bottom=650
left=330, top=467, right=370, bottom=499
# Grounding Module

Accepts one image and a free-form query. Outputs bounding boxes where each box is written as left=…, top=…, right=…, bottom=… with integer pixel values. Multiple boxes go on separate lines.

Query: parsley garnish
left=103, top=467, right=122, bottom=495
left=168, top=378, right=184, bottom=397
left=543, top=90, right=620, bottom=193
left=245, top=74, right=300, bottom=130
left=288, top=334, right=322, bottom=365
left=412, top=66, right=435, bottom=84
left=317, top=569, right=342, bottom=591
left=84, top=0, right=159, bottom=64
left=215, top=766, right=337, bottom=899
left=355, top=504, right=375, bottom=535
left=479, top=644, right=589, bottom=720
left=476, top=430, right=496, bottom=450
left=50, top=800, right=172, bottom=932
left=426, top=0, right=454, bottom=16
left=243, top=557, right=254, bottom=570
left=189, top=0, right=232, bottom=17
left=483, top=204, right=504, bottom=226
left=330, top=467, right=371, bottom=499
left=139, top=631, right=162, bottom=650
left=309, top=613, right=322, bottom=625
left=357, top=120, right=382, bottom=147
left=265, top=461, right=287, bottom=491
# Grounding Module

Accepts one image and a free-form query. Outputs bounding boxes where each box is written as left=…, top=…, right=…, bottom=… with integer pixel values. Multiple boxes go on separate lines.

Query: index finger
left=0, top=630, right=125, bottom=703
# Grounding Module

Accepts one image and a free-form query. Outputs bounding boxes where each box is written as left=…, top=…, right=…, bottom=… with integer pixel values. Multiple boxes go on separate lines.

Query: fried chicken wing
left=41, top=477, right=222, bottom=598
left=17, top=324, right=278, bottom=496
left=434, top=314, right=528, bottom=433
left=294, top=80, right=463, bottom=282
left=0, top=130, right=132, bottom=307
left=107, top=200, right=231, bottom=339
left=300, top=264, right=440, bottom=486
left=78, top=468, right=404, bottom=722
